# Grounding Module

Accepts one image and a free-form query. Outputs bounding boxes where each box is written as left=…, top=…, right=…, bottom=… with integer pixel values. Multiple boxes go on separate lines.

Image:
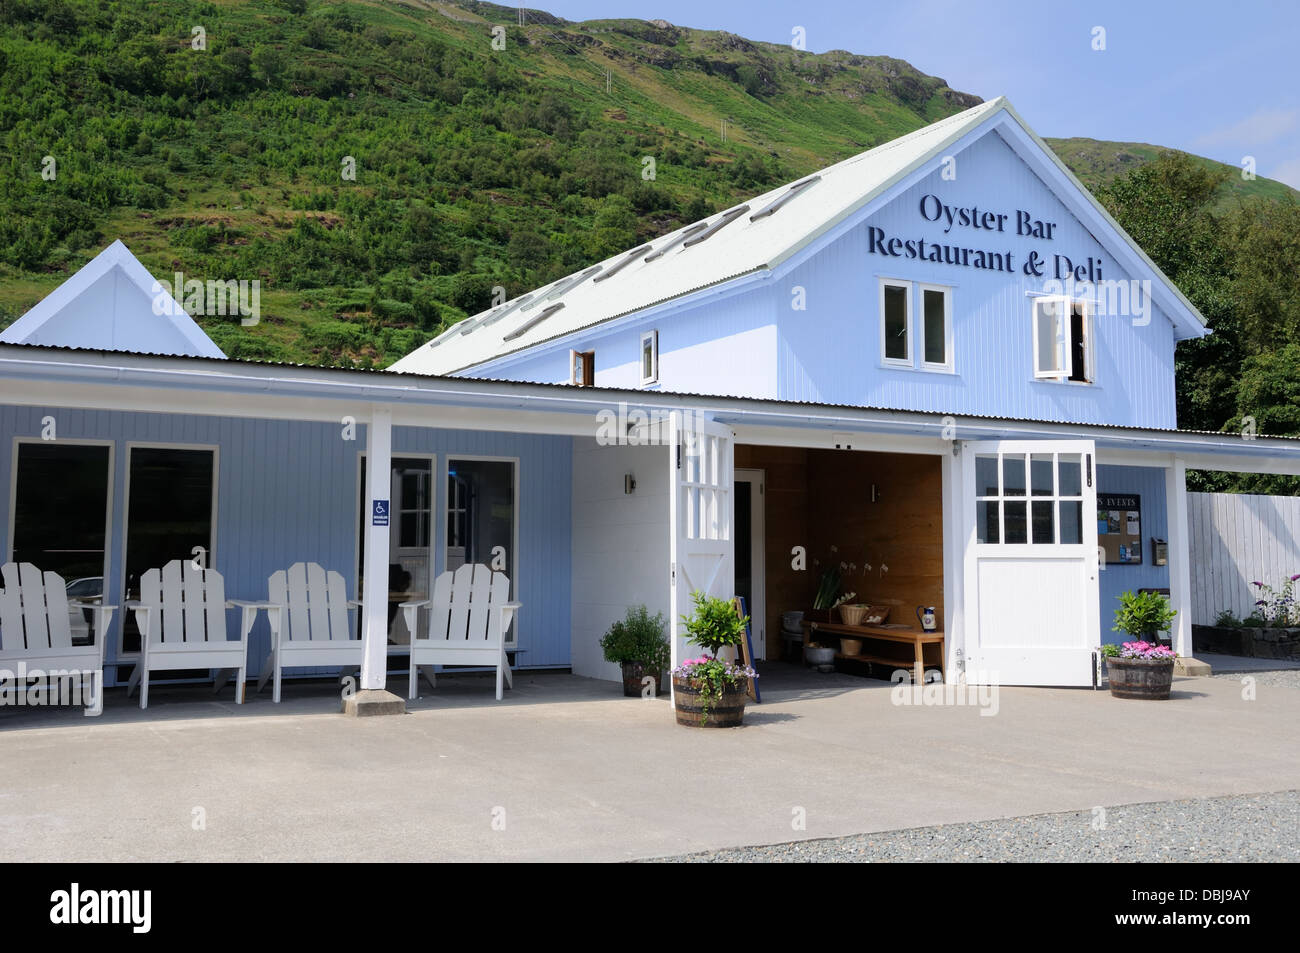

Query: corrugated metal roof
left=388, top=98, right=1011, bottom=375
left=2, top=341, right=1296, bottom=449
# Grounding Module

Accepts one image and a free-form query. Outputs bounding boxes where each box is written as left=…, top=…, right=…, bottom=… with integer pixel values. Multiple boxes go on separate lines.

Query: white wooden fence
left=1189, top=492, right=1300, bottom=624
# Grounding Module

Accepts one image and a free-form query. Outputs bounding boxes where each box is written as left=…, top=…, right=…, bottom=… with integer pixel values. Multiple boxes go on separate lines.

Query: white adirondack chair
left=0, top=563, right=114, bottom=710
left=125, top=560, right=252, bottom=709
left=256, top=562, right=362, bottom=703
left=401, top=563, right=520, bottom=701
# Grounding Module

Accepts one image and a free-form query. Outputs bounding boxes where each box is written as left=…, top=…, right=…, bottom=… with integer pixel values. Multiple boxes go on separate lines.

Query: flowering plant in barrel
left=672, top=591, right=757, bottom=727
left=1102, top=591, right=1178, bottom=699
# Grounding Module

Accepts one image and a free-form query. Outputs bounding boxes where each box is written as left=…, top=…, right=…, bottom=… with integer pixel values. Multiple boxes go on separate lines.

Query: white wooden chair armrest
left=399, top=599, right=430, bottom=641
left=227, top=600, right=280, bottom=644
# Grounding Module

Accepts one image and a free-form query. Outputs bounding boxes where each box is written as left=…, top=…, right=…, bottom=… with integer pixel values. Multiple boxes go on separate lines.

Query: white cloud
left=1192, top=109, right=1300, bottom=150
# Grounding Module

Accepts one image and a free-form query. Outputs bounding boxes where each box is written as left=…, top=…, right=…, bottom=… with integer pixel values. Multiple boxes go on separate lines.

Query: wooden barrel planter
left=621, top=663, right=663, bottom=698
left=1105, top=656, right=1176, bottom=699
left=672, top=676, right=747, bottom=727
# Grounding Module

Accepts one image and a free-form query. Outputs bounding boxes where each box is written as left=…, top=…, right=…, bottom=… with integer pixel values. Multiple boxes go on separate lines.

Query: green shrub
left=599, top=605, right=669, bottom=670
left=681, top=591, right=747, bottom=658
left=1113, top=590, right=1177, bottom=638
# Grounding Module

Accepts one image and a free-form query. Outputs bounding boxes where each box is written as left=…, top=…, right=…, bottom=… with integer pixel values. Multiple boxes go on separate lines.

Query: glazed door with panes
left=962, top=441, right=1099, bottom=686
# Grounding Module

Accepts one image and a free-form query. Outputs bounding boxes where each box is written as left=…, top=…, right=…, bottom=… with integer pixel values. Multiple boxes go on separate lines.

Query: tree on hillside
left=1100, top=153, right=1300, bottom=494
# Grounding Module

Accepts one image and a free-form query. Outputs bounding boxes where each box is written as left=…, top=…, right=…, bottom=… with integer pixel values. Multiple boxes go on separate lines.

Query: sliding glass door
left=445, top=457, right=516, bottom=587
left=120, top=446, right=217, bottom=656
left=9, top=442, right=112, bottom=647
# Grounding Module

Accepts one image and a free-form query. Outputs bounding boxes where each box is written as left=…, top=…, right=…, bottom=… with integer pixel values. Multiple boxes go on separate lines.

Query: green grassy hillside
left=0, top=0, right=1294, bottom=369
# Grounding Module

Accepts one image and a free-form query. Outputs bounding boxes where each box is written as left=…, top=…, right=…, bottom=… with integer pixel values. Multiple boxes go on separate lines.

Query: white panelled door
left=962, top=440, right=1099, bottom=686
left=668, top=412, right=734, bottom=688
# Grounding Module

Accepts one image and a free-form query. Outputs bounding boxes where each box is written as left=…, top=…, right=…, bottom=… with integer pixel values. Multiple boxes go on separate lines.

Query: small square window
left=880, top=280, right=911, bottom=365
left=640, top=330, right=658, bottom=385
left=919, top=284, right=951, bottom=369
left=570, top=349, right=595, bottom=386
left=1034, top=296, right=1093, bottom=383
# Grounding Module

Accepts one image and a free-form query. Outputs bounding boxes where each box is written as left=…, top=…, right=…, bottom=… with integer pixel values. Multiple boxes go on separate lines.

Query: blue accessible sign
left=372, top=500, right=390, bottom=526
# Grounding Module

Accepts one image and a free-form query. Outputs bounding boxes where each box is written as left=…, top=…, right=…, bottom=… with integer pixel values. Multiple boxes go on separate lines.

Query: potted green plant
left=600, top=604, right=670, bottom=697
left=671, top=591, right=757, bottom=727
left=1102, top=590, right=1178, bottom=699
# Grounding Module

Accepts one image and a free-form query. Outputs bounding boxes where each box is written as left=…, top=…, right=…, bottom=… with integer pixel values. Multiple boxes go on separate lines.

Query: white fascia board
left=2, top=348, right=1296, bottom=471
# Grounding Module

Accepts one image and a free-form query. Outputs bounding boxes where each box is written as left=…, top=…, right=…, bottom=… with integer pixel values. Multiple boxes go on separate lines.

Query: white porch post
left=667, top=410, right=680, bottom=702
left=1165, top=455, right=1193, bottom=657
left=361, top=404, right=394, bottom=692
left=940, top=443, right=965, bottom=683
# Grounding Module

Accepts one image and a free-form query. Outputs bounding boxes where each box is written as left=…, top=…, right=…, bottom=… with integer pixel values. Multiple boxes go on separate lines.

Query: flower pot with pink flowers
left=671, top=591, right=757, bottom=727
left=1102, top=590, right=1178, bottom=699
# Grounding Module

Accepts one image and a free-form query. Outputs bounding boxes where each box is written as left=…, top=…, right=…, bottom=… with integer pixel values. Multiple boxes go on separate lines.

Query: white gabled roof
left=390, top=96, right=1209, bottom=377
left=0, top=240, right=226, bottom=359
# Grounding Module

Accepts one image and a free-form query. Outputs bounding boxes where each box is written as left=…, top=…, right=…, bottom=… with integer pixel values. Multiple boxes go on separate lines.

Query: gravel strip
left=1211, top=669, right=1300, bottom=690
left=646, top=791, right=1300, bottom=862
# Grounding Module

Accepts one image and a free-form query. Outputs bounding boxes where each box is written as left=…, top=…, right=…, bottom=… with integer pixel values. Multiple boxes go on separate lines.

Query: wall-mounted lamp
left=624, top=474, right=636, bottom=495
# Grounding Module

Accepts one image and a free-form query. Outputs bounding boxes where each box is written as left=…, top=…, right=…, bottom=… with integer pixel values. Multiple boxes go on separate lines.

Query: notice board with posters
left=1097, top=493, right=1142, bottom=565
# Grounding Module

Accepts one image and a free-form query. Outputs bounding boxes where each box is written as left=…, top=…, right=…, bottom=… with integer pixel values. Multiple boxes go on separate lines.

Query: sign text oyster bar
left=867, top=193, right=1104, bottom=280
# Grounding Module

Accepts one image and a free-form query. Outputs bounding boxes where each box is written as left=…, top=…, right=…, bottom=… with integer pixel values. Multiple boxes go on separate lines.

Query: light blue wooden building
left=2, top=98, right=1297, bottom=695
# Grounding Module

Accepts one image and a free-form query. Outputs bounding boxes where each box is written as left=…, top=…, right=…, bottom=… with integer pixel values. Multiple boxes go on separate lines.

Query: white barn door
left=668, top=413, right=734, bottom=687
left=962, top=440, right=1099, bottom=686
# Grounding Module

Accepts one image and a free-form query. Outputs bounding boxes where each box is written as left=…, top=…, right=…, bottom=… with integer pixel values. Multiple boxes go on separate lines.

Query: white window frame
left=570, top=348, right=594, bottom=386
left=7, top=437, right=116, bottom=650
left=879, top=278, right=912, bottom=367
left=917, top=282, right=954, bottom=372
left=1033, top=295, right=1094, bottom=384
left=640, top=330, right=659, bottom=386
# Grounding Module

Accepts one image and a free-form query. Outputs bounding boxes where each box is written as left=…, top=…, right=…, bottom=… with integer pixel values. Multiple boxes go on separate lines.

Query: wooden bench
left=801, top=620, right=945, bottom=684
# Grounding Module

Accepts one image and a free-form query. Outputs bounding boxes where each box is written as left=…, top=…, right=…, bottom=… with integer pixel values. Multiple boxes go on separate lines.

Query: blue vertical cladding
left=0, top=405, right=572, bottom=683
left=466, top=290, right=779, bottom=397
left=1096, top=464, right=1169, bottom=643
left=776, top=132, right=1178, bottom=428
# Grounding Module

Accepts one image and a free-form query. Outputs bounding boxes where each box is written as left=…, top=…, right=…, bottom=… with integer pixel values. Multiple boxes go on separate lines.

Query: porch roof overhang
left=1, top=343, right=1297, bottom=475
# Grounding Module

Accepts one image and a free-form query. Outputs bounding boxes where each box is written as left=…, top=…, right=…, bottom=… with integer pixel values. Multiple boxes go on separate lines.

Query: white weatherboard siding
left=570, top=437, right=671, bottom=681
left=1190, top=492, right=1300, bottom=625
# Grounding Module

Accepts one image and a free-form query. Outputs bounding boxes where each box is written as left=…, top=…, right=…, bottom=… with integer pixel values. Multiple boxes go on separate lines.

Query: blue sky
left=539, top=0, right=1300, bottom=188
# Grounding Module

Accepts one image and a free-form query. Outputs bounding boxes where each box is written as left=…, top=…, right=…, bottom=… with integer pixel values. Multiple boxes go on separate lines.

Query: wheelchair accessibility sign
left=372, top=500, right=390, bottom=526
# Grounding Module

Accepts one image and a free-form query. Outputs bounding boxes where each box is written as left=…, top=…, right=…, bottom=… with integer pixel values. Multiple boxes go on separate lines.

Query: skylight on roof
left=520, top=266, right=602, bottom=312
left=503, top=302, right=565, bottom=342
left=643, top=223, right=707, bottom=263
left=593, top=244, right=652, bottom=283
left=750, top=176, right=821, bottom=221
left=474, top=293, right=535, bottom=332
left=682, top=205, right=750, bottom=248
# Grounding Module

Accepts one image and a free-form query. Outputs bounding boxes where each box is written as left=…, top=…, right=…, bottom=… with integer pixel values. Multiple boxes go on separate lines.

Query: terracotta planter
left=839, top=637, right=863, bottom=656
left=672, top=676, right=747, bottom=727
left=1104, top=656, right=1175, bottom=700
left=620, top=662, right=663, bottom=697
